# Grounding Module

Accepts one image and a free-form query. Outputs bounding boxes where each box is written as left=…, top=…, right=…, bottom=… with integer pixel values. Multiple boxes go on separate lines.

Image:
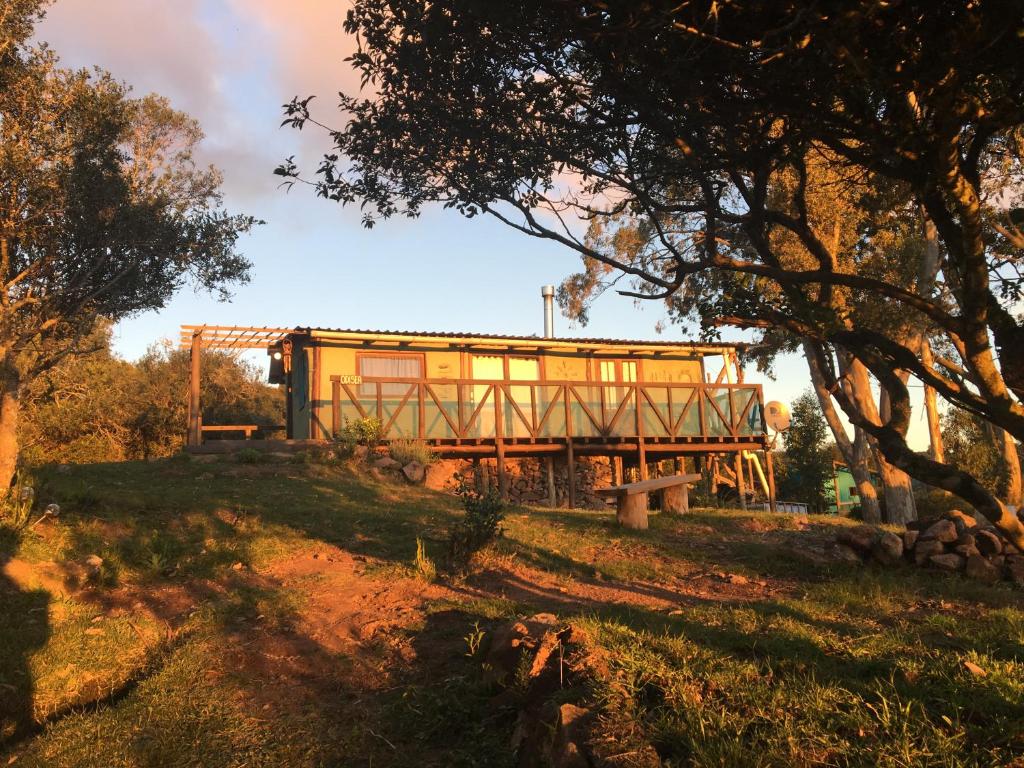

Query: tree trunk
left=999, top=428, right=1022, bottom=509
left=851, top=426, right=882, bottom=523
left=0, top=364, right=20, bottom=491
left=920, top=340, right=945, bottom=463
left=802, top=341, right=881, bottom=522
left=876, top=383, right=918, bottom=524
left=840, top=353, right=917, bottom=525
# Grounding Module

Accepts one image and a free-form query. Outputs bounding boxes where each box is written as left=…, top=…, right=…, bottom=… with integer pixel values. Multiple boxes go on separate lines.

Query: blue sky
left=34, top=0, right=932, bottom=449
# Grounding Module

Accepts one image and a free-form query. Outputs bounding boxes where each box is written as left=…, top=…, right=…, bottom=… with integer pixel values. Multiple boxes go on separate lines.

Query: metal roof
left=299, top=327, right=745, bottom=353
left=179, top=325, right=745, bottom=354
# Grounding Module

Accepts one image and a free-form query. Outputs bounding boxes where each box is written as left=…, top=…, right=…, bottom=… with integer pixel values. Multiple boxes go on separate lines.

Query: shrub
left=236, top=448, right=263, bottom=464
left=446, top=473, right=505, bottom=571
left=335, top=416, right=385, bottom=455
left=389, top=438, right=436, bottom=467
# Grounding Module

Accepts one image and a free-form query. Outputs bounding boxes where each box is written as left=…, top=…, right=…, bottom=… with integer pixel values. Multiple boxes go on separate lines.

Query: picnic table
left=596, top=473, right=701, bottom=530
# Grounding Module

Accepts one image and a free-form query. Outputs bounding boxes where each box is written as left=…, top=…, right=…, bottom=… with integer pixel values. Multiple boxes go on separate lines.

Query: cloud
left=33, top=0, right=360, bottom=206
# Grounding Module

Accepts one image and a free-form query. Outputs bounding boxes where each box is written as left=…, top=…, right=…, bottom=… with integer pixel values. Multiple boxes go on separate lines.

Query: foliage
left=388, top=438, right=436, bottom=467
left=0, top=472, right=35, bottom=528
left=278, top=0, right=1024, bottom=539
left=235, top=448, right=263, bottom=465
left=412, top=536, right=436, bottom=581
left=335, top=416, right=384, bottom=453
left=942, top=408, right=1019, bottom=502
left=446, top=472, right=504, bottom=571
left=0, top=7, right=257, bottom=486
left=19, top=328, right=283, bottom=464
left=130, top=342, right=282, bottom=459
left=776, top=390, right=834, bottom=513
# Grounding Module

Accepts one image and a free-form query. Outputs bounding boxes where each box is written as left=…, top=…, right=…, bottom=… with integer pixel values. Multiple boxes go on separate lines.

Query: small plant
left=236, top=447, right=263, bottom=464
left=336, top=416, right=385, bottom=453
left=1, top=472, right=35, bottom=528
left=446, top=473, right=505, bottom=571
left=464, top=621, right=486, bottom=658
left=413, top=537, right=437, bottom=581
left=389, top=438, right=436, bottom=467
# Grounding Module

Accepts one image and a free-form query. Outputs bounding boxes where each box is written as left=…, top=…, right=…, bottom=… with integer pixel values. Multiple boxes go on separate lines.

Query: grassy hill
left=1, top=457, right=1022, bottom=767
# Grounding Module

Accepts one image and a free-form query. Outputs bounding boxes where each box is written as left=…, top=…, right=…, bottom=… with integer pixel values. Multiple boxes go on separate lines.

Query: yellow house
left=180, top=325, right=773, bottom=508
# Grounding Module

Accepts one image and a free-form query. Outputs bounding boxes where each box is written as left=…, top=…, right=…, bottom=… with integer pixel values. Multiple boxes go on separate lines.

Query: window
left=358, top=354, right=423, bottom=396
left=597, top=360, right=638, bottom=383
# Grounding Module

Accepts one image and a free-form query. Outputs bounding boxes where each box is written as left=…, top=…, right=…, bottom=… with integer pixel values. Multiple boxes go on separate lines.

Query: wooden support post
left=477, top=458, right=489, bottom=494
left=734, top=452, right=747, bottom=510
left=188, top=331, right=202, bottom=447
left=660, top=483, right=689, bottom=515
left=765, top=449, right=777, bottom=512
left=617, top=493, right=649, bottom=530
left=546, top=456, right=557, bottom=508
left=613, top=456, right=624, bottom=487
left=566, top=439, right=576, bottom=509
left=496, top=439, right=507, bottom=500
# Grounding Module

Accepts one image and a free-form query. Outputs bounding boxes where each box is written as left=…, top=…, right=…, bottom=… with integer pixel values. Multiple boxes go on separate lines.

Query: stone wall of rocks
left=835, top=509, right=1024, bottom=584
left=420, top=455, right=614, bottom=509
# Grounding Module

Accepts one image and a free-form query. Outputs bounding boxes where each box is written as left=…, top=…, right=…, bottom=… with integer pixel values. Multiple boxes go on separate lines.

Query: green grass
left=1, top=458, right=1022, bottom=766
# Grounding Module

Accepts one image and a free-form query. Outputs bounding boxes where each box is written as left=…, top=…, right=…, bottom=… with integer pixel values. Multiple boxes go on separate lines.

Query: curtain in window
left=359, top=355, right=423, bottom=396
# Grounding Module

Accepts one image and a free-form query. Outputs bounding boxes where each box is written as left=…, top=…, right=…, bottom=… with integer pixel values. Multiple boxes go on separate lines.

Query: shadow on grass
left=0, top=525, right=50, bottom=747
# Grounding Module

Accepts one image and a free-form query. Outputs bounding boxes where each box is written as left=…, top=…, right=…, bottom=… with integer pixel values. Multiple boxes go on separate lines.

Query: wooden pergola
left=179, top=325, right=294, bottom=446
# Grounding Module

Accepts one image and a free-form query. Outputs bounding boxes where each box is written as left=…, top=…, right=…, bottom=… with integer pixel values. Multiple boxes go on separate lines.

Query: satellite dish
left=764, top=401, right=791, bottom=432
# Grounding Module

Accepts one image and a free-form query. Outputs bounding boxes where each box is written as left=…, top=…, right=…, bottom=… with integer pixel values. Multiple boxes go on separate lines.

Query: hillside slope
left=1, top=457, right=1022, bottom=767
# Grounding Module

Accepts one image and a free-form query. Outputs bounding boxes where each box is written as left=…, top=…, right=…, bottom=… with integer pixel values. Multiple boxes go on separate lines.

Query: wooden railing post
left=418, top=382, right=426, bottom=439
left=635, top=385, right=648, bottom=481
left=563, top=385, right=576, bottom=508
left=331, top=377, right=341, bottom=438
left=494, top=384, right=507, bottom=500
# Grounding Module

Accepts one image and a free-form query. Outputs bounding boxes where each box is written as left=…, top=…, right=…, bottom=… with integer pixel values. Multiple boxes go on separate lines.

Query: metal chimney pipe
left=541, top=285, right=555, bottom=338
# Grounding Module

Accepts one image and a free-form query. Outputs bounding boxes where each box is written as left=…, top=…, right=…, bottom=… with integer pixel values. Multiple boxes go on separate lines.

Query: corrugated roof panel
left=297, top=326, right=745, bottom=351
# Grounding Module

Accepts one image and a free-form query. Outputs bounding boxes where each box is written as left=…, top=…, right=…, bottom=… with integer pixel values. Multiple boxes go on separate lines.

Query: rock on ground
left=975, top=529, right=1003, bottom=557
left=965, top=554, right=1000, bottom=583
left=920, top=519, right=958, bottom=544
left=402, top=461, right=425, bottom=483
left=871, top=532, right=904, bottom=566
left=929, top=553, right=965, bottom=572
left=913, top=539, right=945, bottom=566
left=836, top=525, right=879, bottom=554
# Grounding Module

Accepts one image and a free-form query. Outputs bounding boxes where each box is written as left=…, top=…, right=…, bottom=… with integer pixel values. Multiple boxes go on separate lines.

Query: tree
left=20, top=327, right=284, bottom=463
left=279, top=0, right=1024, bottom=546
left=0, top=5, right=256, bottom=487
left=776, top=390, right=833, bottom=514
left=132, top=343, right=283, bottom=459
left=943, top=408, right=1023, bottom=510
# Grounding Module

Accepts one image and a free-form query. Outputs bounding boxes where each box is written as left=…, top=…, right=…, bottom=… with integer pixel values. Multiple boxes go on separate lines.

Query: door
left=471, top=355, right=503, bottom=437
left=507, top=356, right=540, bottom=437
left=598, top=359, right=638, bottom=434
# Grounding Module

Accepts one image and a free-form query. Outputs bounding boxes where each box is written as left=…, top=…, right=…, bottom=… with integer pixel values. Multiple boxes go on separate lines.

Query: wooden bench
left=596, top=473, right=701, bottom=530
left=200, top=424, right=286, bottom=440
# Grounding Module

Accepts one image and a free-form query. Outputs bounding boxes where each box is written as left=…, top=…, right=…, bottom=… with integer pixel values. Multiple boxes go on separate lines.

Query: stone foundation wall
left=424, top=456, right=615, bottom=509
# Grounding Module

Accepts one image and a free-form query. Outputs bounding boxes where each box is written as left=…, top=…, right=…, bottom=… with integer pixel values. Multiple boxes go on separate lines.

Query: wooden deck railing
left=327, top=377, right=765, bottom=443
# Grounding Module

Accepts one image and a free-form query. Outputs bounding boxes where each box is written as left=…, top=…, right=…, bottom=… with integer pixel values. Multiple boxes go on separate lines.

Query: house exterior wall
left=293, top=337, right=707, bottom=440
